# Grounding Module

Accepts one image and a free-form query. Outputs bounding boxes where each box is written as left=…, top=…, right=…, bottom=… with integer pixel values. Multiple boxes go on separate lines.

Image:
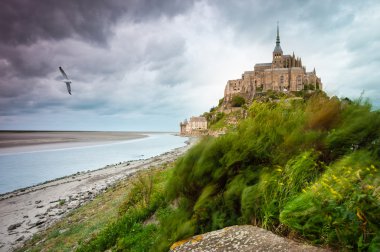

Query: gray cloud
left=0, top=0, right=197, bottom=78
left=0, top=0, right=379, bottom=131
left=0, top=0, right=196, bottom=46
left=0, top=0, right=196, bottom=119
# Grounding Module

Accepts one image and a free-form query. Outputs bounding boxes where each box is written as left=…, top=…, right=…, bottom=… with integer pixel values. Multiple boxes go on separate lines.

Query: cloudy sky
left=1, top=0, right=379, bottom=131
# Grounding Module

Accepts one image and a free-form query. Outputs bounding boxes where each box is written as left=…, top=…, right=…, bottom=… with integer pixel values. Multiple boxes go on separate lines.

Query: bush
left=231, top=95, right=246, bottom=107
left=218, top=98, right=224, bottom=106
left=280, top=151, right=380, bottom=250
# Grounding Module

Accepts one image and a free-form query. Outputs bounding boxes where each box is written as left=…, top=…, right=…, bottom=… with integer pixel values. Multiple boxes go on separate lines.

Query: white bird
left=59, top=66, right=72, bottom=95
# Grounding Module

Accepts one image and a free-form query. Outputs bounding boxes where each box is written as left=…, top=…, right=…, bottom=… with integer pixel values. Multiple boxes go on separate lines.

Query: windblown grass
left=158, top=92, right=380, bottom=251
left=28, top=92, right=380, bottom=251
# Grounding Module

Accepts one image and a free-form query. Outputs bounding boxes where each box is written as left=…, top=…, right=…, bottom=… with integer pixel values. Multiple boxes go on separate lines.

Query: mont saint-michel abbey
left=224, top=24, right=322, bottom=103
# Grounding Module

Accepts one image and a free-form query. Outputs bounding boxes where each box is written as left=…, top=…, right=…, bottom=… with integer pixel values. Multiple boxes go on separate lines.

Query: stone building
left=180, top=116, right=207, bottom=135
left=224, top=24, right=322, bottom=104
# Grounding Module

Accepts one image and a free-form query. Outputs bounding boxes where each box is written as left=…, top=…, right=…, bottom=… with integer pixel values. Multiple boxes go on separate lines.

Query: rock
left=28, top=220, right=45, bottom=229
left=36, top=205, right=44, bottom=208
left=8, top=222, right=23, bottom=231
left=16, top=235, right=25, bottom=242
left=48, top=209, right=61, bottom=216
left=57, top=210, right=65, bottom=215
left=36, top=220, right=45, bottom=226
left=170, top=225, right=329, bottom=252
left=35, top=200, right=42, bottom=204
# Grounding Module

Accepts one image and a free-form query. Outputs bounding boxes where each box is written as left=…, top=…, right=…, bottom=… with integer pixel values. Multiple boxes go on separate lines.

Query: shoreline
left=0, top=131, right=150, bottom=155
left=0, top=137, right=197, bottom=252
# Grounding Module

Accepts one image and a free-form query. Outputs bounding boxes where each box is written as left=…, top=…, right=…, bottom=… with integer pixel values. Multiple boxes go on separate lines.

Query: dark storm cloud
left=0, top=0, right=196, bottom=46
left=0, top=0, right=197, bottom=76
left=0, top=0, right=197, bottom=119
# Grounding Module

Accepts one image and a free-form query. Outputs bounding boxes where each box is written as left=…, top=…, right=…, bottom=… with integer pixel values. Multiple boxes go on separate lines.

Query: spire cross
left=276, top=21, right=280, bottom=46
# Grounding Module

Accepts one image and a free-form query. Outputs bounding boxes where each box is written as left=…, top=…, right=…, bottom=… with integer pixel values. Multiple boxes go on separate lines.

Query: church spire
left=273, top=21, right=283, bottom=54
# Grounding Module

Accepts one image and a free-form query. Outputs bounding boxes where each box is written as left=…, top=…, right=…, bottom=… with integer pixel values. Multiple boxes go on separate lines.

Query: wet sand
left=0, top=131, right=148, bottom=154
left=0, top=137, right=196, bottom=252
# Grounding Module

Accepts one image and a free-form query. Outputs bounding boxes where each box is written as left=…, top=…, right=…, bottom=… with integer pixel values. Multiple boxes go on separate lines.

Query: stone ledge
left=170, top=225, right=330, bottom=252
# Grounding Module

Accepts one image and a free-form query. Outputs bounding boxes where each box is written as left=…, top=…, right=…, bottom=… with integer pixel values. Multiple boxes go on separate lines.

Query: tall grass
left=76, top=170, right=169, bottom=252
left=161, top=93, right=380, bottom=250
left=76, top=92, right=380, bottom=251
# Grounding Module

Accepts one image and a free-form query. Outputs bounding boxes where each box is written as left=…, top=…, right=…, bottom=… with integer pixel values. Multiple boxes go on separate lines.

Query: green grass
left=76, top=167, right=175, bottom=252
left=159, top=92, right=380, bottom=251
left=20, top=92, right=380, bottom=251
left=17, top=168, right=168, bottom=252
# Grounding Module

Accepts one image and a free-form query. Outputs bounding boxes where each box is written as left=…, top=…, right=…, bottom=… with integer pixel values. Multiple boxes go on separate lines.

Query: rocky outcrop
left=170, top=225, right=330, bottom=252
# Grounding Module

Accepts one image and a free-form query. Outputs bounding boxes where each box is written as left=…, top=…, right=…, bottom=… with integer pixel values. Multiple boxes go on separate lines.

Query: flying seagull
left=59, top=66, right=72, bottom=95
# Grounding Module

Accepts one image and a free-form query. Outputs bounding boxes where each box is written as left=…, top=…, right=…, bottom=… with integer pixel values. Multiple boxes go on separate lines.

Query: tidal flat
left=0, top=131, right=148, bottom=153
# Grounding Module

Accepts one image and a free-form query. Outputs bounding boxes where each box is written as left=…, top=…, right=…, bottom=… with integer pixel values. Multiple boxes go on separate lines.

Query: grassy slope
left=17, top=166, right=170, bottom=252
left=163, top=93, right=380, bottom=251
left=20, top=92, right=380, bottom=251
left=17, top=180, right=129, bottom=252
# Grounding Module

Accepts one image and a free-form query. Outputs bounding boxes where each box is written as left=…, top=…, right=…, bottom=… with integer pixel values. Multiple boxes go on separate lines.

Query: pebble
left=16, top=235, right=25, bottom=242
left=8, top=222, right=23, bottom=231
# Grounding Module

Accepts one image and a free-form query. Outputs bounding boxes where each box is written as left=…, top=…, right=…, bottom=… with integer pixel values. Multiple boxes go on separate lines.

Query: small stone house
left=180, top=116, right=207, bottom=135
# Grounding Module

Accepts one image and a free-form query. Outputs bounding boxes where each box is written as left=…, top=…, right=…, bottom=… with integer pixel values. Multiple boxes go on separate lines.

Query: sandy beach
left=0, top=131, right=148, bottom=154
left=0, top=137, right=195, bottom=252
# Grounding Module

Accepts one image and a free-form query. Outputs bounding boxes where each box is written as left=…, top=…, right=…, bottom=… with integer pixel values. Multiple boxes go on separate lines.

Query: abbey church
left=224, top=24, right=322, bottom=103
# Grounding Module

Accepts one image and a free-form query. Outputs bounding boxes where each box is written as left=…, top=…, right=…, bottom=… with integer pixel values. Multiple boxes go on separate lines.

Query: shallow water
left=0, top=133, right=187, bottom=194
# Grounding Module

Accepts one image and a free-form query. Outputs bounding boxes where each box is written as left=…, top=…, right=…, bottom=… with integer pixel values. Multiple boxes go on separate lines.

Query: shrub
left=218, top=98, right=224, bottom=106
left=280, top=151, right=380, bottom=250
left=231, top=95, right=246, bottom=107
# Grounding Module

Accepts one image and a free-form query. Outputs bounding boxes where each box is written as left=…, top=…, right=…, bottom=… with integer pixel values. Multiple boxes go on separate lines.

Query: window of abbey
left=296, top=76, right=302, bottom=91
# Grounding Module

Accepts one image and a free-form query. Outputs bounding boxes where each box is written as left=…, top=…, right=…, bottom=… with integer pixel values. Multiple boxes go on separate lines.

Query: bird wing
left=66, top=82, right=72, bottom=95
left=59, top=66, right=69, bottom=80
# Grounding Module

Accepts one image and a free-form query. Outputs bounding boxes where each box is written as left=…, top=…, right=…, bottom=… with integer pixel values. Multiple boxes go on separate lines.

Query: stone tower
left=272, top=22, right=283, bottom=68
